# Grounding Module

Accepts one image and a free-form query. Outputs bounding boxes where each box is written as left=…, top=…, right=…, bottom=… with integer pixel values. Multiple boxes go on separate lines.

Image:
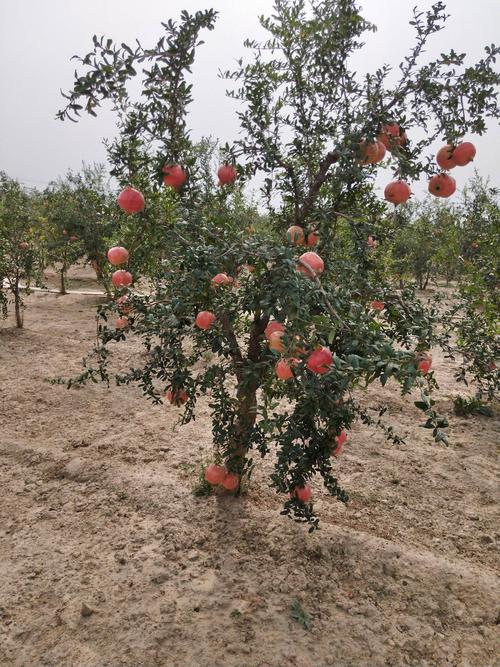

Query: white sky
left=1, top=0, right=499, bottom=200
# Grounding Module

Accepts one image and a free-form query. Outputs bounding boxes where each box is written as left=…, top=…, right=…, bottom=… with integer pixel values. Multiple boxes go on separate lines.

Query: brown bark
left=91, top=258, right=111, bottom=296
left=60, top=266, right=67, bottom=295
left=225, top=313, right=269, bottom=476
left=297, top=150, right=339, bottom=223
left=14, top=286, right=23, bottom=329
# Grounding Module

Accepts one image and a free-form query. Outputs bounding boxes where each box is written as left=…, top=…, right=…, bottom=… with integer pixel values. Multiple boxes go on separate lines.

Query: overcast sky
left=1, top=0, right=499, bottom=200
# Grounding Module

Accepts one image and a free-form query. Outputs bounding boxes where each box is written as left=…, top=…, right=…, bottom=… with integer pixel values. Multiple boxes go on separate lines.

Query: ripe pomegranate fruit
left=378, top=123, right=407, bottom=150
left=367, top=236, right=377, bottom=248
left=116, top=295, right=132, bottom=314
left=297, top=251, right=324, bottom=277
left=293, top=485, right=312, bottom=503
left=332, top=429, right=347, bottom=456
left=275, top=358, right=298, bottom=380
left=306, top=346, right=333, bottom=374
left=428, top=174, right=456, bottom=198
left=166, top=388, right=188, bottom=406
left=211, top=273, right=232, bottom=286
left=357, top=140, right=382, bottom=165
left=205, top=464, right=227, bottom=485
left=221, top=473, right=240, bottom=491
left=217, top=164, right=237, bottom=185
left=384, top=180, right=411, bottom=205
left=436, top=145, right=457, bottom=170
left=265, top=321, right=285, bottom=340
left=195, top=311, right=216, bottom=330
left=115, top=317, right=129, bottom=329
left=286, top=225, right=305, bottom=245
left=306, top=230, right=320, bottom=246
left=107, top=246, right=129, bottom=266
left=111, top=270, right=133, bottom=288
left=417, top=354, right=432, bottom=374
left=452, top=142, right=476, bottom=166
left=117, top=186, right=145, bottom=214
left=371, top=300, right=385, bottom=311
left=162, top=164, right=187, bottom=190
left=268, top=331, right=285, bottom=354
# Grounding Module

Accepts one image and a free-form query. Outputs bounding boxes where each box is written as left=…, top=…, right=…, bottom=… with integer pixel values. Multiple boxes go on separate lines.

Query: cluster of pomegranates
left=116, top=164, right=237, bottom=215
left=204, top=464, right=240, bottom=491
left=106, top=245, right=132, bottom=329
left=368, top=123, right=477, bottom=206
left=428, top=141, right=476, bottom=197
left=285, top=227, right=326, bottom=277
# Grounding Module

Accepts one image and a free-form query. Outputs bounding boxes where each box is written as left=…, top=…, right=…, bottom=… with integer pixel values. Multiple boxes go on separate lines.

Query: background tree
left=0, top=173, right=44, bottom=328
left=57, top=1, right=500, bottom=528
left=439, top=175, right=500, bottom=401
left=43, top=164, right=115, bottom=294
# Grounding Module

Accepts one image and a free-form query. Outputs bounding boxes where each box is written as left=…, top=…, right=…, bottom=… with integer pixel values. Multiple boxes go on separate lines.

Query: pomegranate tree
left=0, top=173, right=44, bottom=328
left=57, top=2, right=500, bottom=528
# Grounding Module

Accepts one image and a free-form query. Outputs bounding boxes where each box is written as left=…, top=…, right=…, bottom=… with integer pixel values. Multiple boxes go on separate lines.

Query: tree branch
left=297, top=150, right=339, bottom=223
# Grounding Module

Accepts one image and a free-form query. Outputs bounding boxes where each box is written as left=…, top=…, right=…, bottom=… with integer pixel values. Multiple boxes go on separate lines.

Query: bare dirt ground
left=0, top=278, right=499, bottom=667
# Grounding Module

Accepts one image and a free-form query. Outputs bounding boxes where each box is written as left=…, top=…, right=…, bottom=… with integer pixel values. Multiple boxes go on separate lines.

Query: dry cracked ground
left=0, top=278, right=499, bottom=667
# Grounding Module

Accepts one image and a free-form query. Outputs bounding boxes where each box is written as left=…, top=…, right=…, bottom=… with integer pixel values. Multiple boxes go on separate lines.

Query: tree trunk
left=423, top=268, right=431, bottom=290
left=60, top=266, right=67, bottom=295
left=90, top=259, right=111, bottom=296
left=222, top=312, right=268, bottom=484
left=227, top=385, right=258, bottom=476
left=14, top=286, right=23, bottom=328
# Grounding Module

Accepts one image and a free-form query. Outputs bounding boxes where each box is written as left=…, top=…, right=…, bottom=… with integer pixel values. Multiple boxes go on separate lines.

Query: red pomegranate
left=378, top=123, right=407, bottom=151
left=221, top=473, right=240, bottom=491
left=166, top=388, right=188, bottom=406
left=286, top=225, right=305, bottom=245
left=107, top=246, right=129, bottom=266
left=162, top=164, right=187, bottom=190
left=204, top=464, right=227, bottom=485
left=332, top=429, right=347, bottom=456
left=211, top=273, right=232, bottom=287
left=452, top=142, right=476, bottom=166
left=116, top=295, right=132, bottom=314
left=115, top=317, right=129, bottom=329
left=217, top=164, right=237, bottom=185
left=297, top=252, right=324, bottom=277
left=436, top=145, right=457, bottom=170
left=306, top=347, right=333, bottom=374
left=195, top=311, right=216, bottom=330
left=117, top=187, right=145, bottom=214
left=265, top=321, right=285, bottom=340
left=111, top=270, right=133, bottom=288
left=384, top=180, right=411, bottom=205
left=428, top=174, right=456, bottom=198
left=306, top=231, right=320, bottom=246
left=293, top=485, right=312, bottom=503
left=275, top=358, right=298, bottom=381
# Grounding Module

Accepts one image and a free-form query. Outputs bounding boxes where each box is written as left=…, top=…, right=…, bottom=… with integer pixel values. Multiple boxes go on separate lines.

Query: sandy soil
left=0, top=283, right=499, bottom=667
